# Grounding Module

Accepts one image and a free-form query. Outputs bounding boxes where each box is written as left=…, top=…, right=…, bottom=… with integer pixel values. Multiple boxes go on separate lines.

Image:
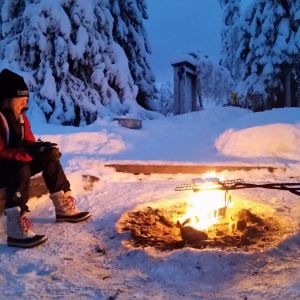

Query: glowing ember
left=177, top=172, right=231, bottom=231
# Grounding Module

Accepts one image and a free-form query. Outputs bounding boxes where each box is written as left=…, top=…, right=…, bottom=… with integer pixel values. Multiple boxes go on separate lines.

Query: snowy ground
left=0, top=106, right=300, bottom=299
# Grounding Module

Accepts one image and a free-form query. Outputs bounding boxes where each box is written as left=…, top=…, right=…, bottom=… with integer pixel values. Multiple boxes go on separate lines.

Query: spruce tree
left=0, top=0, right=143, bottom=125
left=237, top=0, right=300, bottom=110
left=219, top=0, right=241, bottom=80
left=110, top=0, right=157, bottom=110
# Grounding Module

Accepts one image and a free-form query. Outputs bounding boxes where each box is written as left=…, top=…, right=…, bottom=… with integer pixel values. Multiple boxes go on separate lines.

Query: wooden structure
left=106, top=164, right=282, bottom=175
left=172, top=59, right=199, bottom=114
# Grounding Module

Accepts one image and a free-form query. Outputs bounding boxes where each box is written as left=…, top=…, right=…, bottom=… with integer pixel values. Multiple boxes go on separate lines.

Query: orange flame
left=178, top=172, right=228, bottom=231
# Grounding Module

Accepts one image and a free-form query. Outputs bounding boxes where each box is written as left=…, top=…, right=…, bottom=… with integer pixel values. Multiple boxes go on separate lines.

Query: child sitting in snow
left=0, top=69, right=91, bottom=248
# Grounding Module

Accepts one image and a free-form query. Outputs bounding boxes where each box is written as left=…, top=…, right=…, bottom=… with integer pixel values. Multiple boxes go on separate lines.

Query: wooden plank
left=0, top=174, right=100, bottom=214
left=0, top=175, right=48, bottom=214
left=28, top=175, right=48, bottom=198
left=106, top=164, right=283, bottom=175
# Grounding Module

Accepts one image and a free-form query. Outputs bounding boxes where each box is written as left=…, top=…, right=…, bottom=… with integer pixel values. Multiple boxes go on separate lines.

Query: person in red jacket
left=0, top=69, right=91, bottom=248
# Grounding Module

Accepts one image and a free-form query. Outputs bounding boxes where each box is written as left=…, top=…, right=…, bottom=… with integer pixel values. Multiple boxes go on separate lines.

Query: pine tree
left=236, top=0, right=300, bottom=110
left=110, top=0, right=157, bottom=110
left=0, top=0, right=144, bottom=125
left=219, top=0, right=241, bottom=80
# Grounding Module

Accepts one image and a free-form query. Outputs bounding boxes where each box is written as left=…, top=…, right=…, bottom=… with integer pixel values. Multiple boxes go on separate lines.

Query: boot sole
left=7, top=235, right=48, bottom=248
left=56, top=212, right=92, bottom=223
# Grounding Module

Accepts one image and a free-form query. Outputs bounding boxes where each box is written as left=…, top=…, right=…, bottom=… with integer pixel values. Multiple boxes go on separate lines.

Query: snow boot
left=50, top=190, right=91, bottom=223
left=5, top=206, right=48, bottom=248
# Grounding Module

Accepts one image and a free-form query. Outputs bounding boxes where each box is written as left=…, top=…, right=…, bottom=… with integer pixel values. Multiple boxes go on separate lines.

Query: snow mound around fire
left=215, top=123, right=300, bottom=161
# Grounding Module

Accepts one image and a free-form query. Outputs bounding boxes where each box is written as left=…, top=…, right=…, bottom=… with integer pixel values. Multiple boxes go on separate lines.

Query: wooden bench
left=105, top=164, right=284, bottom=174
left=0, top=175, right=48, bottom=214
left=0, top=174, right=100, bottom=214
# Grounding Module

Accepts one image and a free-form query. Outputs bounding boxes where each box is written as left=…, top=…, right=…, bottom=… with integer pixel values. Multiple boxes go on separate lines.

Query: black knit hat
left=0, top=69, right=29, bottom=102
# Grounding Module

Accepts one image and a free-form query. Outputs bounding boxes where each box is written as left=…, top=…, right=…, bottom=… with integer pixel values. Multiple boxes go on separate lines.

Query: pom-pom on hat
left=0, top=69, right=29, bottom=102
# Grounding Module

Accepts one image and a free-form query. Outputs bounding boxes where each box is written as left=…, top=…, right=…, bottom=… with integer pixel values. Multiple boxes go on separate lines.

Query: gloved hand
left=38, top=146, right=62, bottom=161
left=25, top=141, right=62, bottom=161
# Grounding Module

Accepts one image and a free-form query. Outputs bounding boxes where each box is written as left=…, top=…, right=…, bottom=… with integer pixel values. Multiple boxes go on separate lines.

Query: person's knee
left=43, top=159, right=62, bottom=173
left=17, top=163, right=31, bottom=180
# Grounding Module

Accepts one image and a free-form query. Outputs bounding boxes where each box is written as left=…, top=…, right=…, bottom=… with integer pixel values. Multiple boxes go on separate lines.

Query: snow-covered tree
left=189, top=52, right=233, bottom=107
left=157, top=81, right=173, bottom=116
left=219, top=0, right=241, bottom=80
left=289, top=0, right=300, bottom=107
left=0, top=0, right=147, bottom=125
left=109, top=0, right=157, bottom=110
left=236, top=0, right=300, bottom=110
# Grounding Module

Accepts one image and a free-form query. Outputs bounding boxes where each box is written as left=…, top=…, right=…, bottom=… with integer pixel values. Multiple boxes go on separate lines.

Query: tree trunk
left=296, top=79, right=300, bottom=107
left=297, top=91, right=300, bottom=107
left=284, top=70, right=292, bottom=107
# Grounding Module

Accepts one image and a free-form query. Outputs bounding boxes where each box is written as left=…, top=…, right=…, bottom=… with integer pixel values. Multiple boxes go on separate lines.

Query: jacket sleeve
left=0, top=113, right=34, bottom=161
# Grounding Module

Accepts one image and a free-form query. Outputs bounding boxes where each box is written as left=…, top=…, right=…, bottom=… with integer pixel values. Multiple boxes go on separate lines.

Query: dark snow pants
left=0, top=159, right=70, bottom=213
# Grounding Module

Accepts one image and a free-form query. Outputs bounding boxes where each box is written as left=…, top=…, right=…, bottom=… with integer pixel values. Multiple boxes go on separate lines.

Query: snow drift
left=215, top=123, right=300, bottom=160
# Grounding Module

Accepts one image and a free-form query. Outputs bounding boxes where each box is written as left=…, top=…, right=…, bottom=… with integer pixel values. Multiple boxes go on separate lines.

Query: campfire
left=176, top=174, right=229, bottom=232
left=116, top=173, right=295, bottom=252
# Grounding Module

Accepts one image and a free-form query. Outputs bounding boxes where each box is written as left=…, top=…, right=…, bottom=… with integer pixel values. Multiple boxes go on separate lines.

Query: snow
left=216, top=123, right=300, bottom=160
left=0, top=0, right=156, bottom=125
left=235, top=0, right=300, bottom=108
left=171, top=55, right=197, bottom=67
left=1, top=106, right=300, bottom=298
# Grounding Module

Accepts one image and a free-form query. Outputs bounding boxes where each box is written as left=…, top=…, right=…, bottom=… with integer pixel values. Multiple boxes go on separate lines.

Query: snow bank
left=29, top=106, right=300, bottom=164
left=39, top=132, right=126, bottom=156
left=215, top=123, right=300, bottom=160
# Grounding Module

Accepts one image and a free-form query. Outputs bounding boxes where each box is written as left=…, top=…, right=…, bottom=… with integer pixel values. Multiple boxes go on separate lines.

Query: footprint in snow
left=17, top=263, right=57, bottom=276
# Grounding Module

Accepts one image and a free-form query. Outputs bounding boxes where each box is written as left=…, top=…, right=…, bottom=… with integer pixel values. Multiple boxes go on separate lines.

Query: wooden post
left=172, top=60, right=198, bottom=114
left=296, top=76, right=300, bottom=107
left=173, top=65, right=180, bottom=114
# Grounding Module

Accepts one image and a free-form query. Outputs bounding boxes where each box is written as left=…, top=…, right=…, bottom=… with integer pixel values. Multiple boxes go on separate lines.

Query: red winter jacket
left=0, top=111, right=35, bottom=161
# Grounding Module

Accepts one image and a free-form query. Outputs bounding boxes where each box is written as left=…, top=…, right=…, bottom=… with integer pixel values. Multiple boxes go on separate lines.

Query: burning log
left=228, top=219, right=247, bottom=233
left=176, top=221, right=208, bottom=243
left=235, top=209, right=263, bottom=225
left=228, top=209, right=263, bottom=233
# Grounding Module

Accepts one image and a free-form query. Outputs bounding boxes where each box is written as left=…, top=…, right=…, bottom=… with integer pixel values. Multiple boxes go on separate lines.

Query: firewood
left=177, top=221, right=208, bottom=242
left=228, top=219, right=247, bottom=233
left=236, top=209, right=263, bottom=225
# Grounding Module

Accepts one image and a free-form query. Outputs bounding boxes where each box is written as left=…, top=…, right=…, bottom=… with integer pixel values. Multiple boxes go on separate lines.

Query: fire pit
left=116, top=174, right=295, bottom=252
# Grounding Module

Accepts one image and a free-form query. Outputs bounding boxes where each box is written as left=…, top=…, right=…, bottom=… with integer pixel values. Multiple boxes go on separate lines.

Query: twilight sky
left=145, top=0, right=253, bottom=85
